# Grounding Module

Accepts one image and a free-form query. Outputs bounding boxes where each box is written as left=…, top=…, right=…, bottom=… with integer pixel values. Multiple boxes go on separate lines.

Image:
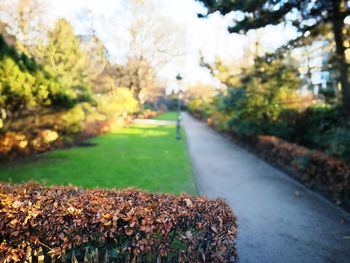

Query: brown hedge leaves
left=0, top=183, right=237, bottom=262
left=257, top=135, right=350, bottom=202
left=0, top=119, right=118, bottom=163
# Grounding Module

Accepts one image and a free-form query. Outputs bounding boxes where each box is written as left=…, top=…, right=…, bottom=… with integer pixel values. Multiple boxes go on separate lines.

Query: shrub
left=0, top=35, right=90, bottom=135
left=320, top=127, right=350, bottom=162
left=187, top=98, right=216, bottom=121
left=137, top=109, right=159, bottom=119
left=207, top=111, right=231, bottom=131
left=0, top=131, right=62, bottom=162
left=96, top=88, right=139, bottom=120
left=0, top=183, right=238, bottom=262
left=278, top=105, right=350, bottom=162
left=256, top=135, right=350, bottom=202
left=289, top=105, right=340, bottom=147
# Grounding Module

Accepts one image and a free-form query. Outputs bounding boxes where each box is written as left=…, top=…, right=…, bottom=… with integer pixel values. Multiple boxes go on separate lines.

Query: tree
left=0, top=35, right=77, bottom=133
left=197, top=0, right=350, bottom=124
left=115, top=57, right=164, bottom=103
left=200, top=55, right=242, bottom=88
left=0, top=0, right=48, bottom=57
left=79, top=34, right=109, bottom=94
left=113, top=0, right=185, bottom=103
left=210, top=54, right=302, bottom=136
left=38, top=19, right=92, bottom=105
left=184, top=82, right=218, bottom=103
left=128, top=0, right=185, bottom=74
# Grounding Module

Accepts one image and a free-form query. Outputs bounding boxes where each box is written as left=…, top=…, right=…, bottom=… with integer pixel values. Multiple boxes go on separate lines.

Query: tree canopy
left=197, top=0, right=350, bottom=124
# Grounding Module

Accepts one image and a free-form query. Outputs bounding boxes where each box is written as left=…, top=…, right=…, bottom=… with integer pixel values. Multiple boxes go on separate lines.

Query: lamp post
left=176, top=73, right=182, bottom=140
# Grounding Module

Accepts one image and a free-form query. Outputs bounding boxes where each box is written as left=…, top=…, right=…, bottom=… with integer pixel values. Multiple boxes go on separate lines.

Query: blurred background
left=0, top=0, right=350, bottom=184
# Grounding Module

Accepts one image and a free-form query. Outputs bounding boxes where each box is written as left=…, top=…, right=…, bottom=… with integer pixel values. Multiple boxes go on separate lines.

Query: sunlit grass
left=0, top=125, right=196, bottom=195
left=153, top=111, right=178, bottom=121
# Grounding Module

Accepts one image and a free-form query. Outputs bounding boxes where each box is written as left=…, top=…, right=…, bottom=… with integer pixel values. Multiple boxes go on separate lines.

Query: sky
left=1, top=0, right=297, bottom=89
left=46, top=0, right=242, bottom=86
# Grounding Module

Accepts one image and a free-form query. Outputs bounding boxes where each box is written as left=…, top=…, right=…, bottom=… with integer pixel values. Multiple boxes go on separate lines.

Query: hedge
left=0, top=183, right=237, bottom=262
left=137, top=110, right=159, bottom=119
left=0, top=118, right=121, bottom=163
left=256, top=135, right=350, bottom=203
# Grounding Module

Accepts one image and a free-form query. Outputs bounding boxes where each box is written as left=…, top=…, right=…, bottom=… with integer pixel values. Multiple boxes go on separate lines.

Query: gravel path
left=182, top=112, right=350, bottom=263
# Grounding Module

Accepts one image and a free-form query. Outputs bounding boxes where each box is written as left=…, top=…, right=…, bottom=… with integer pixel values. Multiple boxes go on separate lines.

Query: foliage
left=199, top=56, right=243, bottom=87
left=320, top=127, right=350, bottom=162
left=197, top=0, right=350, bottom=123
left=256, top=135, right=350, bottom=203
left=137, top=109, right=159, bottom=119
left=96, top=88, right=139, bottom=120
left=0, top=183, right=238, bottom=262
left=0, top=35, right=79, bottom=133
left=38, top=19, right=92, bottom=106
left=59, top=104, right=87, bottom=134
left=0, top=130, right=61, bottom=162
left=281, top=105, right=350, bottom=162
left=283, top=105, right=340, bottom=144
left=191, top=55, right=350, bottom=162
left=0, top=16, right=140, bottom=160
left=115, top=57, right=164, bottom=103
left=187, top=97, right=216, bottom=120
left=223, top=55, right=301, bottom=136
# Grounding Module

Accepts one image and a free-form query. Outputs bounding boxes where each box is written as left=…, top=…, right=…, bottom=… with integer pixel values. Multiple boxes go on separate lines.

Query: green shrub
left=96, top=88, right=139, bottom=119
left=321, top=127, right=350, bottom=162
left=0, top=35, right=89, bottom=134
left=291, top=105, right=340, bottom=146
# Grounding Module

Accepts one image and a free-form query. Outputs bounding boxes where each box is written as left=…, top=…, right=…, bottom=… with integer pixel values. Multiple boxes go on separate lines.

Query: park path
left=132, top=119, right=176, bottom=125
left=182, top=113, right=350, bottom=263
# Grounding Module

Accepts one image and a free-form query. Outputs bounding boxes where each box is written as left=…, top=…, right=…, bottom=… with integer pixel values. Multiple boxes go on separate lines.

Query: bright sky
left=3, top=0, right=298, bottom=87
left=46, top=0, right=241, bottom=86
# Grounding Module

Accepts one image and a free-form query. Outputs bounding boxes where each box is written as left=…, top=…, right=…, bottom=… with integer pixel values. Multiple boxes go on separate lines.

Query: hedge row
left=0, top=130, right=62, bottom=162
left=256, top=135, right=350, bottom=202
left=137, top=110, right=159, bottom=119
left=0, top=183, right=237, bottom=262
left=0, top=118, right=121, bottom=163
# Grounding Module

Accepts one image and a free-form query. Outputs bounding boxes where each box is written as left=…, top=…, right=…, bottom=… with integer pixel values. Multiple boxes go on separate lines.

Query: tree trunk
left=331, top=0, right=350, bottom=125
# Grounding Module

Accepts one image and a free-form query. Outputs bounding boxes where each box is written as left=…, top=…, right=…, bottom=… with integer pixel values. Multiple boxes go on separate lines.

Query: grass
left=0, top=124, right=196, bottom=195
left=153, top=111, right=178, bottom=121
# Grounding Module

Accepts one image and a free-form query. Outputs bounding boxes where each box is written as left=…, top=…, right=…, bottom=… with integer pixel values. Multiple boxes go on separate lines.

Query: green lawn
left=0, top=124, right=196, bottom=195
left=153, top=111, right=178, bottom=121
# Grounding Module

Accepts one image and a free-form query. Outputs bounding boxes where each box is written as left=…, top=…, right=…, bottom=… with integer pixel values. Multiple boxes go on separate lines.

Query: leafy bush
left=0, top=183, right=237, bottom=262
left=277, top=105, right=350, bottom=162
left=187, top=97, right=216, bottom=120
left=137, top=109, right=159, bottom=119
left=0, top=35, right=90, bottom=134
left=320, top=127, right=350, bottom=162
left=288, top=105, right=340, bottom=146
left=0, top=130, right=62, bottom=162
left=256, top=135, right=350, bottom=202
left=96, top=88, right=139, bottom=120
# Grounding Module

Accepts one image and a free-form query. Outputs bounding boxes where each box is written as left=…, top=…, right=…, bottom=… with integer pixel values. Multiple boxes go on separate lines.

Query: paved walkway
left=182, top=113, right=350, bottom=263
left=132, top=119, right=176, bottom=125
